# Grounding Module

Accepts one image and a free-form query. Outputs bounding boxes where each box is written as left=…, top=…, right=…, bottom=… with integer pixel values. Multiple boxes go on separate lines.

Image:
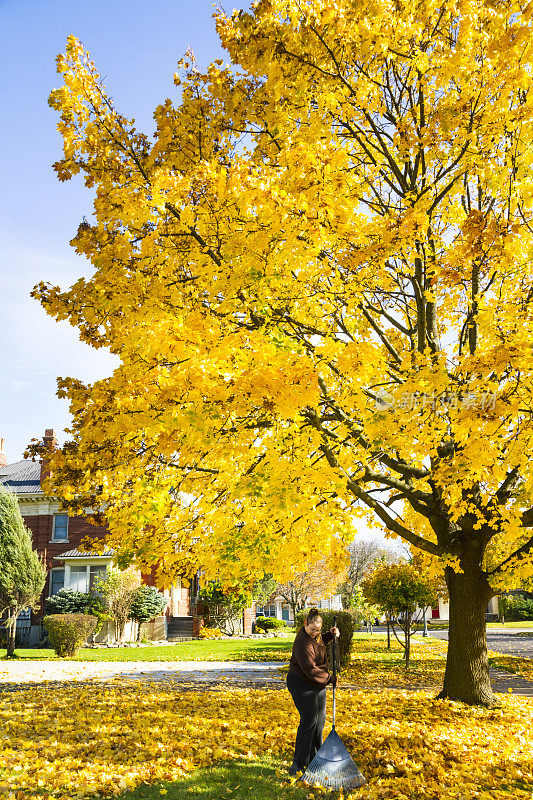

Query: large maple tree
left=36, top=0, right=533, bottom=704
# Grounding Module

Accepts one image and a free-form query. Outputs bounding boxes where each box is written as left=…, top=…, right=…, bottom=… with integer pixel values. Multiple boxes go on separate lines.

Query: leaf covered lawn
left=1, top=681, right=532, bottom=800
left=341, top=633, right=448, bottom=688
left=488, top=651, right=533, bottom=681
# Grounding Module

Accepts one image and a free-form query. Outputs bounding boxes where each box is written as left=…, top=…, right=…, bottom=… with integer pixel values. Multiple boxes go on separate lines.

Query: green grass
left=0, top=637, right=294, bottom=662
left=117, top=758, right=319, bottom=800
left=487, top=621, right=533, bottom=628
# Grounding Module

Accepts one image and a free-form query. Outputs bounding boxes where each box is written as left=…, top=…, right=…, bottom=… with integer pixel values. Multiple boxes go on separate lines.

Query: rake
left=301, top=616, right=366, bottom=792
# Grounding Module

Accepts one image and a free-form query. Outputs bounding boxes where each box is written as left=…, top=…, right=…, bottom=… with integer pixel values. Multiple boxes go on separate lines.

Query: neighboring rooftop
left=54, top=548, right=115, bottom=559
left=0, top=459, right=42, bottom=495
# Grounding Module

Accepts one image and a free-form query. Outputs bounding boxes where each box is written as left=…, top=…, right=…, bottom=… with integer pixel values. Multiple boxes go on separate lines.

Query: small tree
left=198, top=582, right=251, bottom=635
left=276, top=561, right=345, bottom=623
left=0, top=490, right=46, bottom=657
left=252, top=574, right=278, bottom=608
left=339, top=541, right=397, bottom=610
left=130, top=585, right=167, bottom=641
left=362, top=562, right=440, bottom=668
left=94, top=566, right=140, bottom=642
left=348, top=586, right=382, bottom=632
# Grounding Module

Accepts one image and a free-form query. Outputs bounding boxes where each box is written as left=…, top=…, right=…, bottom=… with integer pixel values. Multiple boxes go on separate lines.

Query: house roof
left=0, top=460, right=42, bottom=494
left=55, top=548, right=115, bottom=560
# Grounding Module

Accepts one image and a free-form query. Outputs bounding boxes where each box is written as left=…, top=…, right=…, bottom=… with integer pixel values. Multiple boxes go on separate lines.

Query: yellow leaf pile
left=1, top=680, right=532, bottom=800
left=341, top=634, right=448, bottom=689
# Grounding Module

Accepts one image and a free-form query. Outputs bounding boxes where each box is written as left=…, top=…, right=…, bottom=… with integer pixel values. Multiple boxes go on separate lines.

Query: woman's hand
left=331, top=626, right=340, bottom=638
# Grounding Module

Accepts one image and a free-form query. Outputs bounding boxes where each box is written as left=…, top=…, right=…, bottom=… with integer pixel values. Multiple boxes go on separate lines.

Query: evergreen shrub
left=254, top=616, right=287, bottom=631
left=130, top=586, right=167, bottom=632
left=45, top=589, right=92, bottom=614
left=43, top=613, right=97, bottom=657
left=505, top=595, right=533, bottom=621
left=44, top=589, right=108, bottom=633
left=295, top=608, right=355, bottom=668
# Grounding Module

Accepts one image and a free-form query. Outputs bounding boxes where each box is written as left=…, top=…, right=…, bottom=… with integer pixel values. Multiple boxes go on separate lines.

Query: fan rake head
left=301, top=729, right=366, bottom=792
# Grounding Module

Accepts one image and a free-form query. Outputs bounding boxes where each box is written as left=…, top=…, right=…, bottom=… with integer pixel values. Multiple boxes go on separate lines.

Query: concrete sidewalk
left=2, top=658, right=532, bottom=698
left=0, top=659, right=287, bottom=689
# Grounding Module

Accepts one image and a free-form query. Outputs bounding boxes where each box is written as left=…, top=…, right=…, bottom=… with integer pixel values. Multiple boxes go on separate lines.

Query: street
left=406, top=626, right=533, bottom=659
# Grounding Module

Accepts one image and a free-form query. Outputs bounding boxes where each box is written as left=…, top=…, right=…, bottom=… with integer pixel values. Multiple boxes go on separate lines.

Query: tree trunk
left=6, top=611, right=17, bottom=658
left=403, top=612, right=412, bottom=669
left=438, top=565, right=494, bottom=706
left=291, top=599, right=300, bottom=626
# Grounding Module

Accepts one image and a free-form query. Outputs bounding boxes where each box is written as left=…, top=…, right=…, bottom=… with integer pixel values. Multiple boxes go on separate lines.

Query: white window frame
left=69, top=564, right=89, bottom=593
left=64, top=561, right=110, bottom=593
left=89, top=564, right=107, bottom=590
left=52, top=514, right=69, bottom=542
left=49, top=567, right=65, bottom=596
left=257, top=603, right=277, bottom=618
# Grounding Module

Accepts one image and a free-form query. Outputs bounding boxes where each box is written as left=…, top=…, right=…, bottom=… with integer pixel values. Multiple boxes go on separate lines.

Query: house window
left=257, top=604, right=277, bottom=618
left=89, top=565, right=106, bottom=589
left=52, top=514, right=69, bottom=541
left=70, top=565, right=88, bottom=593
left=282, top=605, right=290, bottom=621
left=50, top=568, right=65, bottom=596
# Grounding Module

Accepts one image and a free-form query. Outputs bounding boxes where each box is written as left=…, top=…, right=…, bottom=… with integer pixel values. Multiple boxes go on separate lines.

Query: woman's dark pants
left=286, top=671, right=327, bottom=770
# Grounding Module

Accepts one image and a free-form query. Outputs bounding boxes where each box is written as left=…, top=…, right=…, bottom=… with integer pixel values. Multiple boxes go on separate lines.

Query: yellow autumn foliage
left=34, top=0, right=533, bottom=702
left=0, top=681, right=532, bottom=800
left=36, top=0, right=533, bottom=591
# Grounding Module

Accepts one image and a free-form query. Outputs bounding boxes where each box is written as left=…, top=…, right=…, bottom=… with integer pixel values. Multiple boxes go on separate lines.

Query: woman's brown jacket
left=288, top=627, right=334, bottom=689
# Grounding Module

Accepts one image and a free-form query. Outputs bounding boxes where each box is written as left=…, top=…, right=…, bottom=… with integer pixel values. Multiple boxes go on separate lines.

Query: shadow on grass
left=237, top=641, right=293, bottom=660
left=0, top=649, right=56, bottom=660
left=342, top=656, right=446, bottom=688
left=489, top=654, right=533, bottom=677
left=118, top=758, right=318, bottom=800
left=346, top=656, right=445, bottom=671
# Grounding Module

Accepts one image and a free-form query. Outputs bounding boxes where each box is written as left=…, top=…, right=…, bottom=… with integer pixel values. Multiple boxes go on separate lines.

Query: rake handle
left=332, top=614, right=337, bottom=728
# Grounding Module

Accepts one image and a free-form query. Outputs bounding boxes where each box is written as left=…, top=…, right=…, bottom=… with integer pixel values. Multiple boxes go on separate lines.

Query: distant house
left=256, top=592, right=343, bottom=626
left=0, top=430, right=204, bottom=644
left=426, top=596, right=499, bottom=622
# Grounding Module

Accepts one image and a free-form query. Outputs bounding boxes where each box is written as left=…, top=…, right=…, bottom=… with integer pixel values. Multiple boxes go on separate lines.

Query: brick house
left=0, top=430, right=204, bottom=644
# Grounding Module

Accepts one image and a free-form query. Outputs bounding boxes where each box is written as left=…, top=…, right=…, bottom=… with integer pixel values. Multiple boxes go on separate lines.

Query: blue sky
left=0, top=0, right=239, bottom=462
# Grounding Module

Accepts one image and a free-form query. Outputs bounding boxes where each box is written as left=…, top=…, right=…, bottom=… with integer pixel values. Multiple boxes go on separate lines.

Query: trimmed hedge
left=295, top=609, right=356, bottom=669
left=255, top=616, right=287, bottom=631
left=43, top=613, right=97, bottom=657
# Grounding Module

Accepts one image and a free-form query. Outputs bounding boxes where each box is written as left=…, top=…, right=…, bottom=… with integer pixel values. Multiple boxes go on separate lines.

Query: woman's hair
left=306, top=608, right=322, bottom=625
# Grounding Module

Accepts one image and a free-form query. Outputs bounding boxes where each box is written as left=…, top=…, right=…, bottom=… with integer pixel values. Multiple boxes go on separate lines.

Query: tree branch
left=488, top=534, right=533, bottom=578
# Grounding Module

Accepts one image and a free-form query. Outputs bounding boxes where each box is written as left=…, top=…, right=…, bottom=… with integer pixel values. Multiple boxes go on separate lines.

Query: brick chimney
left=40, top=429, right=58, bottom=487
left=0, top=437, right=7, bottom=468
